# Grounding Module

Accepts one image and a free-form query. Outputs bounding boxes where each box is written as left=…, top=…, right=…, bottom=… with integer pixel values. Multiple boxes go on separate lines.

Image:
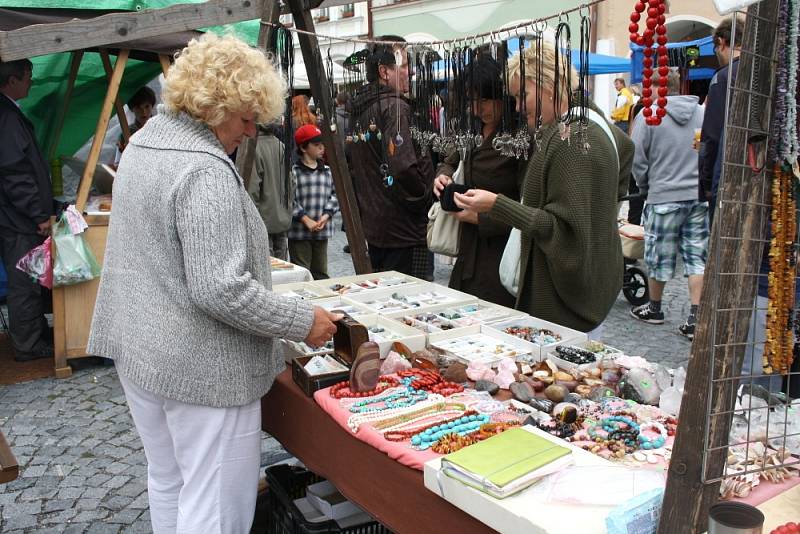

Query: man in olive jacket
left=0, top=59, right=55, bottom=361
left=348, top=36, right=435, bottom=279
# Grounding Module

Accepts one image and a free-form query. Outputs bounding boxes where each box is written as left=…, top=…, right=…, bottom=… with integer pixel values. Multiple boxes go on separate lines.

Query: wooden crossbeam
left=0, top=0, right=261, bottom=61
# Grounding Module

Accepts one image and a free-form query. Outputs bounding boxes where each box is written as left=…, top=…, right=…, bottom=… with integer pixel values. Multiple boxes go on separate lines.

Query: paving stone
left=75, top=498, right=102, bottom=511
left=105, top=476, right=131, bottom=490
left=105, top=509, right=142, bottom=525
left=116, top=481, right=147, bottom=498
left=127, top=492, right=149, bottom=510
left=44, top=499, right=75, bottom=513
left=1, top=512, right=38, bottom=530
left=2, top=501, right=42, bottom=518
left=0, top=491, right=20, bottom=505
left=56, top=487, right=84, bottom=499
left=81, top=486, right=110, bottom=500
left=105, top=462, right=129, bottom=475
left=85, top=474, right=112, bottom=487
left=100, top=495, right=133, bottom=512
left=19, top=486, right=58, bottom=500
left=86, top=523, right=122, bottom=534
left=19, top=464, right=48, bottom=478
left=60, top=475, right=87, bottom=488
left=127, top=519, right=153, bottom=533
left=62, top=523, right=89, bottom=534
left=73, top=509, right=110, bottom=523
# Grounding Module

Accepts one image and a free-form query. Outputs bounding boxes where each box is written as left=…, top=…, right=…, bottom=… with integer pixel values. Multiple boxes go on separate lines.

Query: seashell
left=575, top=385, right=593, bottom=397
left=633, top=451, right=647, bottom=462
left=544, top=384, right=569, bottom=403
left=647, top=454, right=659, bottom=464
left=589, top=368, right=602, bottom=378
left=582, top=378, right=605, bottom=387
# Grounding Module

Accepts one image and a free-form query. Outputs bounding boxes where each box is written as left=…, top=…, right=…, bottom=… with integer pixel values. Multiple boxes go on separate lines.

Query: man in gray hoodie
left=629, top=70, right=707, bottom=340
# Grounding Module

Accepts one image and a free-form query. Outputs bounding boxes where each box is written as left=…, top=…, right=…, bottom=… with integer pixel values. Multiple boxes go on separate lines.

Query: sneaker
left=678, top=321, right=695, bottom=340
left=630, top=303, right=665, bottom=324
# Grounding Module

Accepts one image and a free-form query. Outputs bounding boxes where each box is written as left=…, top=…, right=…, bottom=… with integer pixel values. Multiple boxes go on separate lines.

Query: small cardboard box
left=309, top=271, right=419, bottom=296
left=546, top=341, right=623, bottom=372
left=291, top=314, right=368, bottom=396
left=342, top=282, right=474, bottom=315
left=273, top=281, right=336, bottom=300
left=356, top=314, right=427, bottom=357
left=305, top=480, right=365, bottom=521
left=428, top=324, right=537, bottom=367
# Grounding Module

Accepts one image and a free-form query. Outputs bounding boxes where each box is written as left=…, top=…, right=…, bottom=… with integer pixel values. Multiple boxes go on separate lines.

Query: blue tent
left=630, top=35, right=717, bottom=82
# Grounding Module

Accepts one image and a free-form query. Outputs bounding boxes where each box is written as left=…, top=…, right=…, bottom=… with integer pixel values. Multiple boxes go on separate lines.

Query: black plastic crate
left=262, top=464, right=391, bottom=534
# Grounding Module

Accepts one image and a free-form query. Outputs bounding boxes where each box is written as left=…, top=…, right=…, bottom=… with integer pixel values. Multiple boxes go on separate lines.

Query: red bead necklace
left=397, top=369, right=443, bottom=391
left=629, top=0, right=669, bottom=125
left=329, top=376, right=400, bottom=399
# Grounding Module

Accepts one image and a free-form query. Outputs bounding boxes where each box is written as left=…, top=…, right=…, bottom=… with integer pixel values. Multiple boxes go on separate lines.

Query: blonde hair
left=163, top=32, right=287, bottom=127
left=507, top=39, right=578, bottom=101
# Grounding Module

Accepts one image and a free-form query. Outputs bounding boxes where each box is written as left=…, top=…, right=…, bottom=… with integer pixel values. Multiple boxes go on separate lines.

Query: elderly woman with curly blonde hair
left=87, top=33, right=340, bottom=534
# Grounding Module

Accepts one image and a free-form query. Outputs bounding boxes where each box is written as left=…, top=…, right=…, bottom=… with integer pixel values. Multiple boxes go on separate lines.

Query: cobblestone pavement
left=0, top=214, right=693, bottom=532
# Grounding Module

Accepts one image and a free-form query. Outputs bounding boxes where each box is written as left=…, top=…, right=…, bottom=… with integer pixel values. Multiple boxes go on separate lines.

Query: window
left=341, top=3, right=355, bottom=17
left=315, top=7, right=330, bottom=22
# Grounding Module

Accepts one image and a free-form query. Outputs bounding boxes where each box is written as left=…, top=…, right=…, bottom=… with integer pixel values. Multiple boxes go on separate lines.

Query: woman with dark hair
left=433, top=55, right=521, bottom=307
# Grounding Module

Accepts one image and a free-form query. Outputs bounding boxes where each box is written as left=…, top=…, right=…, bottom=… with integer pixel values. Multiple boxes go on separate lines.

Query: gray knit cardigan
left=87, top=108, right=314, bottom=408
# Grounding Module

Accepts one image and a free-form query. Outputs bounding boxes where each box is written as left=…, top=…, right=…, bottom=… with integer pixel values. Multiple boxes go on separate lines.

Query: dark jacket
left=438, top=131, right=521, bottom=307
left=348, top=84, right=434, bottom=248
left=489, top=111, right=634, bottom=332
left=699, top=58, right=739, bottom=202
left=0, top=94, right=54, bottom=234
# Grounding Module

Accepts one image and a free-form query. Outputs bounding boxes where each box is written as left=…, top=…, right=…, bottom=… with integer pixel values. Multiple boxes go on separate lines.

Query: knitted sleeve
left=175, top=168, right=314, bottom=341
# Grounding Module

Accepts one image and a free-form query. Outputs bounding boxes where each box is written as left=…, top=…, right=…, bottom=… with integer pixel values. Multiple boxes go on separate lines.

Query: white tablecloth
left=271, top=258, right=313, bottom=285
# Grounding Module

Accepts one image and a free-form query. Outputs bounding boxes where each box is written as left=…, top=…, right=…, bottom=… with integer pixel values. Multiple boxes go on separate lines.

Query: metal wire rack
left=700, top=2, right=800, bottom=489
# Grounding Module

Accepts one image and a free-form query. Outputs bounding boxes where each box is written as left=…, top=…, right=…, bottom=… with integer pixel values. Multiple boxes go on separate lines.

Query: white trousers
left=119, top=372, right=262, bottom=534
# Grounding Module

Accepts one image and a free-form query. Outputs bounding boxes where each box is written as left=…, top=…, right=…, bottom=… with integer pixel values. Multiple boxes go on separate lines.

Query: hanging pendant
left=559, top=122, right=570, bottom=141
left=377, top=131, right=382, bottom=141
left=388, top=139, right=396, bottom=156
left=365, top=131, right=371, bottom=141
left=369, top=119, right=377, bottom=132
left=394, top=133, right=404, bottom=147
left=330, top=120, right=337, bottom=133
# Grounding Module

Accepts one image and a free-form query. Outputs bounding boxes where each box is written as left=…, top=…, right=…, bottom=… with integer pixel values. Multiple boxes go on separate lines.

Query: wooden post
left=75, top=48, right=129, bottom=212
left=288, top=0, right=372, bottom=274
left=100, top=49, right=131, bottom=144
left=47, top=50, right=84, bottom=161
left=158, top=54, right=172, bottom=76
left=235, top=0, right=280, bottom=191
left=657, top=3, right=779, bottom=532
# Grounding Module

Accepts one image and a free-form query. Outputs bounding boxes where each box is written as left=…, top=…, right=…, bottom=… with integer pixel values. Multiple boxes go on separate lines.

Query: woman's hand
left=454, top=189, right=498, bottom=214
left=305, top=307, right=342, bottom=348
left=433, top=174, right=452, bottom=198
left=453, top=209, right=479, bottom=225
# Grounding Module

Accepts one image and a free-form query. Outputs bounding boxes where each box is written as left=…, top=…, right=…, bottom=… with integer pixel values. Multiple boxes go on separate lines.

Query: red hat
left=294, top=124, right=323, bottom=145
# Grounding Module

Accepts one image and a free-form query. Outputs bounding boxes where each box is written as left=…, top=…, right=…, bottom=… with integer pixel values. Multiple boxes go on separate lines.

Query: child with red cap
left=289, top=124, right=339, bottom=279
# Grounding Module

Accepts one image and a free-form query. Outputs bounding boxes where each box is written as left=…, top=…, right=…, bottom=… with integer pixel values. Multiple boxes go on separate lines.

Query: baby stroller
left=618, top=219, right=649, bottom=307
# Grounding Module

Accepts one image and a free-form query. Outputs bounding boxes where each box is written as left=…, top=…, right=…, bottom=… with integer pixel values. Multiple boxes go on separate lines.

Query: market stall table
left=261, top=368, right=497, bottom=534
left=271, top=257, right=313, bottom=285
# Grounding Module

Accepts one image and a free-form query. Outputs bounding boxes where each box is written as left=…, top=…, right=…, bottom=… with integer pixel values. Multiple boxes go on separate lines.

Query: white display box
left=383, top=310, right=469, bottom=336
left=281, top=339, right=335, bottom=364
left=490, top=317, right=587, bottom=360
left=428, top=325, right=538, bottom=367
left=309, top=271, right=420, bottom=296
left=546, top=341, right=623, bottom=372
left=313, top=296, right=374, bottom=319
left=273, top=281, right=336, bottom=300
left=305, top=480, right=365, bottom=521
left=342, top=283, right=474, bottom=315
left=423, top=425, right=613, bottom=534
left=356, top=314, right=427, bottom=357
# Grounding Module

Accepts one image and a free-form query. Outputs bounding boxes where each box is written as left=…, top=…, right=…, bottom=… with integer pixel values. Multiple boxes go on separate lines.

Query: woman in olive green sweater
left=455, top=41, right=633, bottom=334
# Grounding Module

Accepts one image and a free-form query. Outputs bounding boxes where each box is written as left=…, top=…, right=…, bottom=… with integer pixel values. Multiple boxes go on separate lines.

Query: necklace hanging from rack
left=577, top=11, right=592, bottom=154
left=533, top=25, right=545, bottom=151
left=325, top=43, right=337, bottom=134
left=629, top=0, right=668, bottom=126
left=554, top=20, right=574, bottom=143
left=514, top=35, right=531, bottom=160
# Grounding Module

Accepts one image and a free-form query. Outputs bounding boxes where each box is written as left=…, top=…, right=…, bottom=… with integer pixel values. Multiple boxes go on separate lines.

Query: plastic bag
left=16, top=236, right=53, bottom=289
left=52, top=212, right=101, bottom=287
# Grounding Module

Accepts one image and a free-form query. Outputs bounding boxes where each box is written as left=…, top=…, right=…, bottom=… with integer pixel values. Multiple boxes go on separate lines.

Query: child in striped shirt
left=289, top=124, right=339, bottom=279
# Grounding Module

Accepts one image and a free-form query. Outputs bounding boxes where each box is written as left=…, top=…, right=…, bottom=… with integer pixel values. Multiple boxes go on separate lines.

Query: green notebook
left=441, top=427, right=573, bottom=498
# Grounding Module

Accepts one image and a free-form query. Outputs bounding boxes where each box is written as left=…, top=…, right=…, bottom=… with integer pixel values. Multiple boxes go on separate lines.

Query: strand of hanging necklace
left=270, top=25, right=294, bottom=187
left=532, top=29, right=545, bottom=151
left=576, top=13, right=592, bottom=154
left=513, top=36, right=531, bottom=160
left=554, top=21, right=574, bottom=142
left=493, top=40, right=516, bottom=158
left=325, top=44, right=337, bottom=133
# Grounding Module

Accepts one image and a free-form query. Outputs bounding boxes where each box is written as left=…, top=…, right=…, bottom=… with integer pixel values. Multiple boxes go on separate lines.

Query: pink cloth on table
left=736, top=475, right=800, bottom=507
left=314, top=386, right=441, bottom=471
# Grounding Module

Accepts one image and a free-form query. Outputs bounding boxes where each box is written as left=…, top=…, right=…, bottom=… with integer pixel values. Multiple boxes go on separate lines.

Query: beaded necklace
left=346, top=395, right=447, bottom=433
left=411, top=413, right=490, bottom=450
left=382, top=410, right=477, bottom=442
left=629, top=0, right=669, bottom=126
